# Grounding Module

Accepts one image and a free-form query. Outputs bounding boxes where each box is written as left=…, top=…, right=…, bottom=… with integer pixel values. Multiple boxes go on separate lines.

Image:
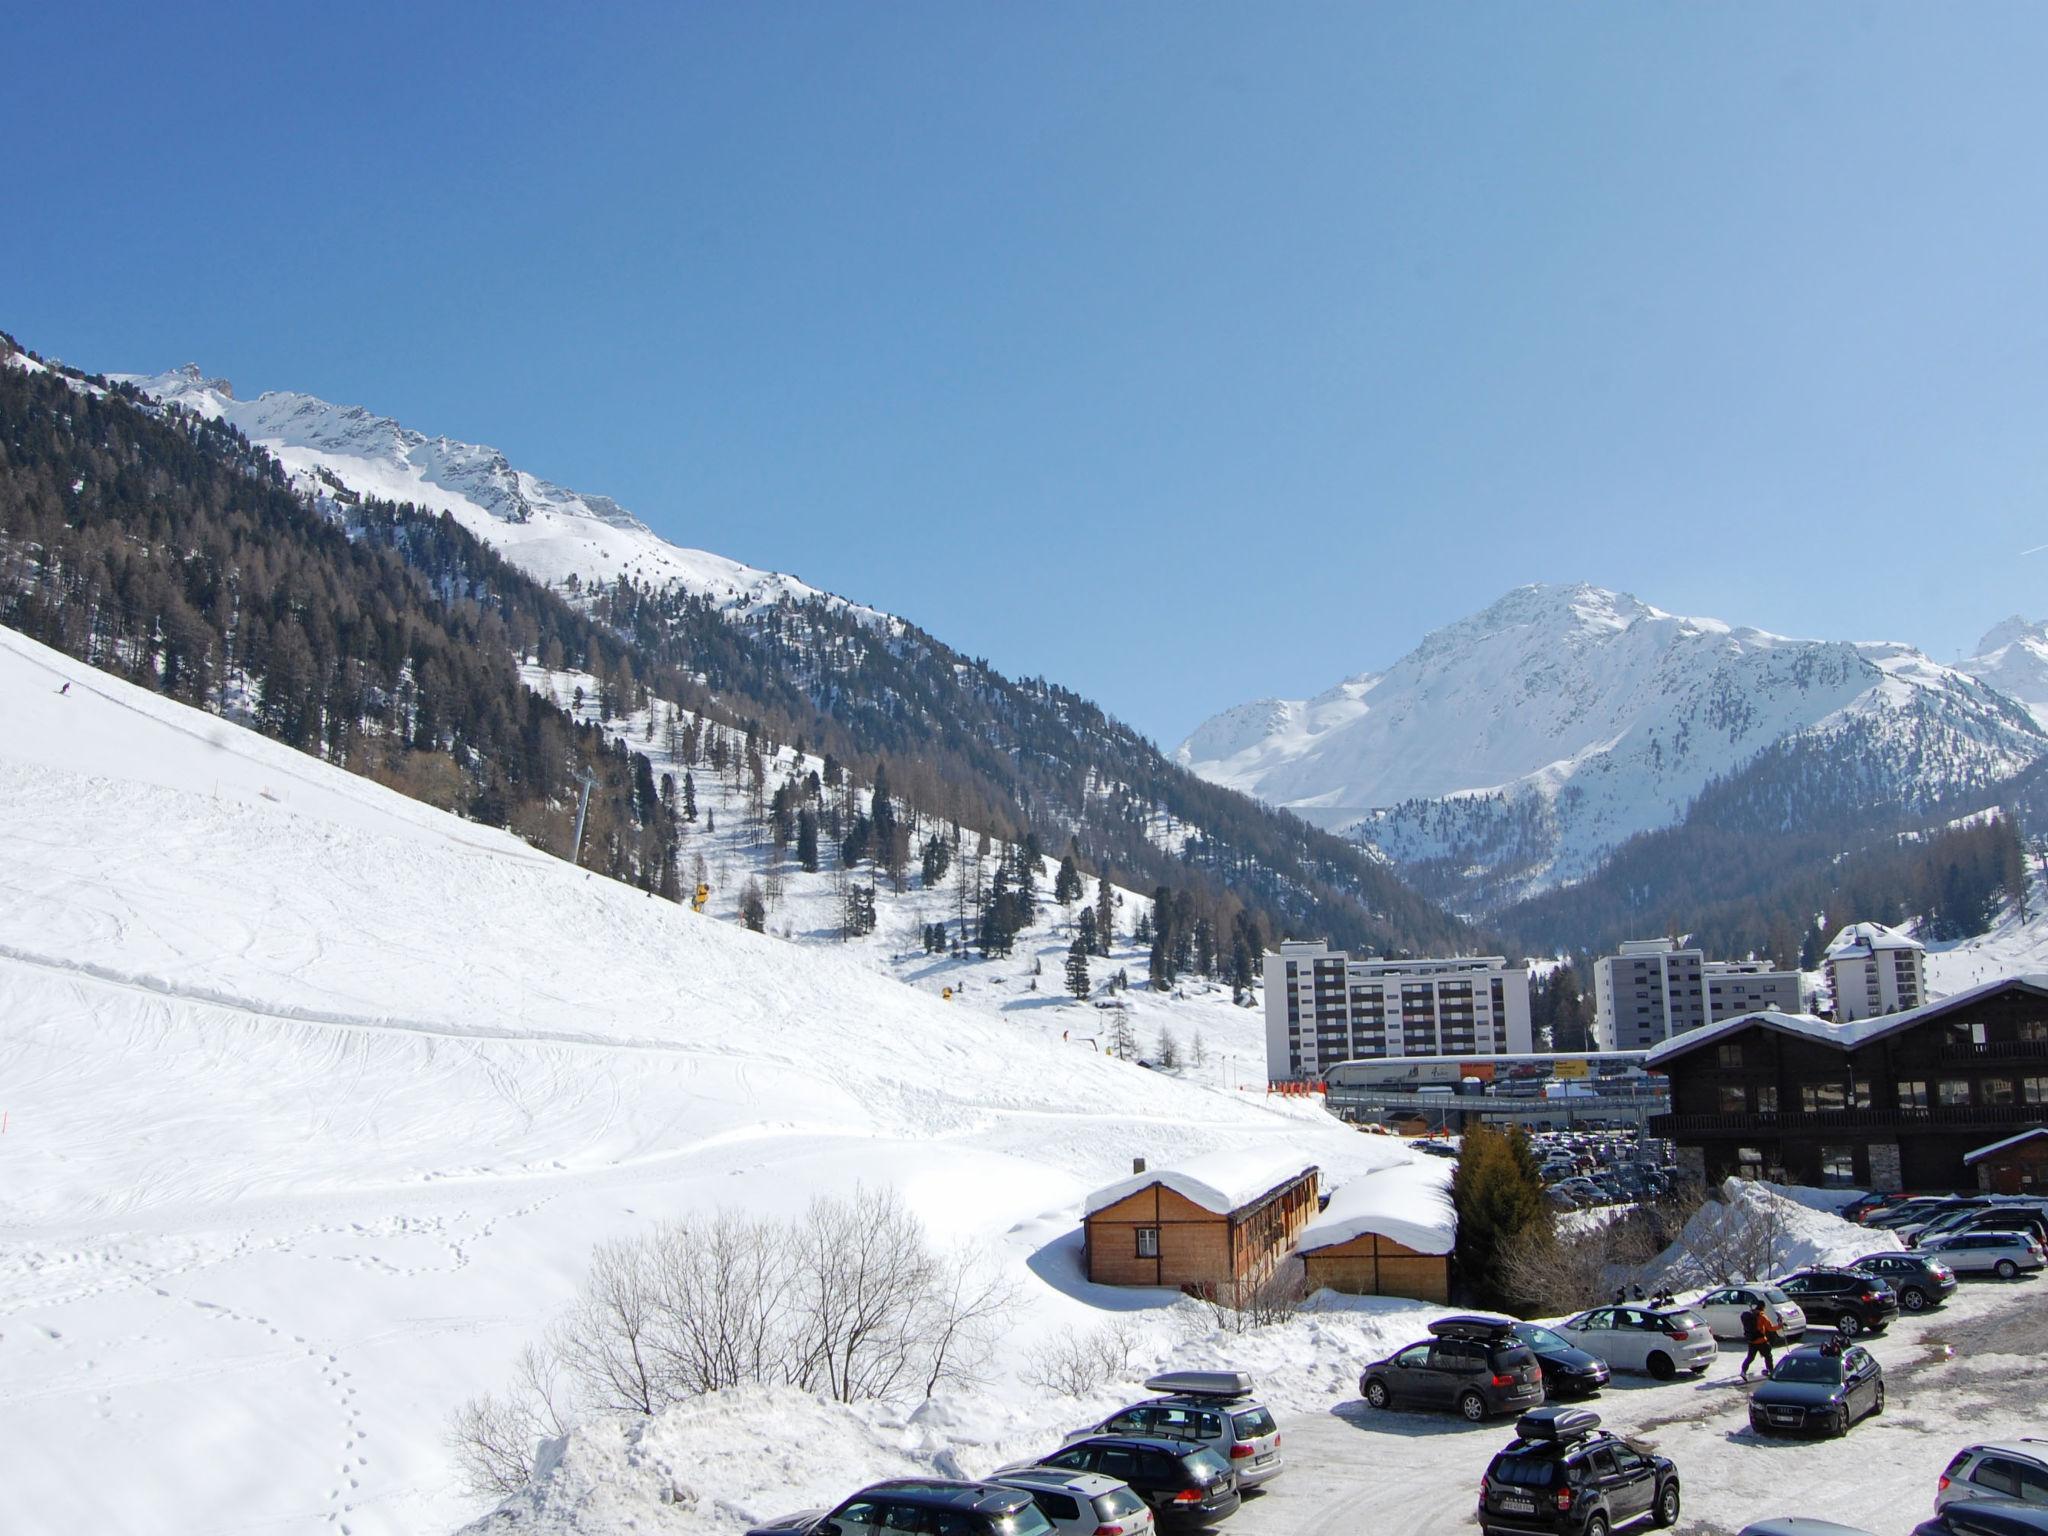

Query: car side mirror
left=817, top=1524, right=842, bottom=1536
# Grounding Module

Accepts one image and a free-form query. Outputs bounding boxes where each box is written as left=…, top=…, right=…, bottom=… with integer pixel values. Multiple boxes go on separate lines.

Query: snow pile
left=1082, top=1147, right=1322, bottom=1217
left=1298, top=1160, right=1456, bottom=1256
left=1651, top=1179, right=1901, bottom=1288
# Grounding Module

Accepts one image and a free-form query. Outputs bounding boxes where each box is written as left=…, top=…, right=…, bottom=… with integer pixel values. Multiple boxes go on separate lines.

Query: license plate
left=1254, top=1453, right=1273, bottom=1465
left=1769, top=1409, right=1798, bottom=1423
left=1501, top=1495, right=1535, bottom=1514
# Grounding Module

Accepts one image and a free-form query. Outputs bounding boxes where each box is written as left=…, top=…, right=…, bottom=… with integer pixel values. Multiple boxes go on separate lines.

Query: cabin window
left=1937, top=1079, right=1973, bottom=1108
left=1754, top=1084, right=1779, bottom=1113
left=2021, top=1076, right=2048, bottom=1104
left=1983, top=1078, right=2017, bottom=1106
left=1718, top=1084, right=1747, bottom=1113
left=1135, top=1227, right=1159, bottom=1258
left=1898, top=1079, right=1929, bottom=1109
left=2020, top=1019, right=2048, bottom=1042
left=1820, top=1147, right=1856, bottom=1187
left=1718, top=1042, right=1744, bottom=1069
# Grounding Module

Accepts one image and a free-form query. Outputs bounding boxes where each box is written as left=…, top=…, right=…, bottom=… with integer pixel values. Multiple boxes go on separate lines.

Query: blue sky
left=7, top=4, right=2047, bottom=744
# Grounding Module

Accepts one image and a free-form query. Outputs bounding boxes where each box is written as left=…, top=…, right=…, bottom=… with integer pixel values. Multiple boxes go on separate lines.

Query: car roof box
left=1141, top=1370, right=1254, bottom=1400
left=1516, top=1406, right=1601, bottom=1443
left=1427, top=1313, right=1520, bottom=1340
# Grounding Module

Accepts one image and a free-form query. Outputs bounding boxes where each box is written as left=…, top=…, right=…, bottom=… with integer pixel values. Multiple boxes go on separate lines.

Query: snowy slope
left=0, top=622, right=1417, bottom=1536
left=113, top=365, right=881, bottom=623
left=1178, top=583, right=2046, bottom=890
left=1965, top=615, right=2048, bottom=730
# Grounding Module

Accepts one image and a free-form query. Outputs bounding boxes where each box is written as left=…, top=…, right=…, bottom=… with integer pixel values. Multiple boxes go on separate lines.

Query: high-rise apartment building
left=1264, top=941, right=1533, bottom=1081
left=1593, top=938, right=1803, bottom=1051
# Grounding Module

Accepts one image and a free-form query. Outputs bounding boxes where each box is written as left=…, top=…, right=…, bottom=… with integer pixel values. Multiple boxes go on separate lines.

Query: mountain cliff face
left=1179, top=583, right=2048, bottom=909
left=1966, top=616, right=2048, bottom=730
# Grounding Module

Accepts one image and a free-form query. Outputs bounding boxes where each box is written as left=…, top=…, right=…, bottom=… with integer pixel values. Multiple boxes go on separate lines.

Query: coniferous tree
left=1065, top=937, right=1091, bottom=1001
left=1054, top=853, right=1082, bottom=906
left=797, top=808, right=821, bottom=873
left=1094, top=877, right=1115, bottom=957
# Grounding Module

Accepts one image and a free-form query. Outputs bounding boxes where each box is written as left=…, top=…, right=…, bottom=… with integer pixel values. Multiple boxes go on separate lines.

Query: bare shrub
left=446, top=1344, right=571, bottom=1499
left=1020, top=1318, right=1145, bottom=1395
left=454, top=1186, right=1016, bottom=1492
left=1195, top=1262, right=1309, bottom=1333
left=1667, top=1182, right=1792, bottom=1287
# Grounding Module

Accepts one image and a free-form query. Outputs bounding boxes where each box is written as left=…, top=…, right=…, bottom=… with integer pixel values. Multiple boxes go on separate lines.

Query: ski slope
left=0, top=624, right=1410, bottom=1536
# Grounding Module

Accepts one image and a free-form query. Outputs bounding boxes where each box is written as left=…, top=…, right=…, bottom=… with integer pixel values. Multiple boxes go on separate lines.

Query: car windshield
left=1518, top=1325, right=1568, bottom=1350
left=1093, top=1490, right=1146, bottom=1523
left=1490, top=1450, right=1561, bottom=1489
left=1771, top=1356, right=1842, bottom=1384
left=1231, top=1407, right=1277, bottom=1438
left=994, top=1506, right=1055, bottom=1536
left=1761, top=1287, right=1793, bottom=1304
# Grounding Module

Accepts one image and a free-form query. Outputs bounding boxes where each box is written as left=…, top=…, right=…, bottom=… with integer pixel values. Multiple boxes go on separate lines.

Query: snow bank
left=1298, top=1159, right=1455, bottom=1256
left=1082, top=1146, right=1320, bottom=1218
left=1650, top=1178, right=1901, bottom=1288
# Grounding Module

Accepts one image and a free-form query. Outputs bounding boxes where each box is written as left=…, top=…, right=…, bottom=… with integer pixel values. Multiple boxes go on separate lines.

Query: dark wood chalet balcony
left=1651, top=1105, right=2048, bottom=1138
left=1939, top=1039, right=2048, bottom=1062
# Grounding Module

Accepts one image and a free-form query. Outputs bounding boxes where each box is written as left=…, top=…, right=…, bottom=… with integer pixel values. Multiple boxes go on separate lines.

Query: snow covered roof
left=1964, top=1128, right=2048, bottom=1165
left=1083, top=1147, right=1319, bottom=1218
left=1297, top=1158, right=1455, bottom=1257
left=1645, top=974, right=2048, bottom=1068
left=1824, top=921, right=1924, bottom=961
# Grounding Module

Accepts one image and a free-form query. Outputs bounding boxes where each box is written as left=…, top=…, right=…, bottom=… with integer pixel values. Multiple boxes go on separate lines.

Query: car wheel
left=1871, top=1381, right=1885, bottom=1417
left=1997, top=1259, right=2020, bottom=1280
left=1836, top=1312, right=1862, bottom=1339
left=1830, top=1406, right=1849, bottom=1438
left=1585, top=1516, right=1610, bottom=1536
left=1458, top=1390, right=1487, bottom=1423
left=1654, top=1479, right=1681, bottom=1527
left=1363, top=1378, right=1390, bottom=1410
left=1647, top=1351, right=1675, bottom=1380
left=1899, top=1286, right=1928, bottom=1313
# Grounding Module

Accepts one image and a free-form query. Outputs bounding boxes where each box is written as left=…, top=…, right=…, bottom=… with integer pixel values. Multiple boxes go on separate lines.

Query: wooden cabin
left=1296, top=1161, right=1454, bottom=1303
left=1082, top=1150, right=1319, bottom=1298
left=1966, top=1128, right=2048, bottom=1194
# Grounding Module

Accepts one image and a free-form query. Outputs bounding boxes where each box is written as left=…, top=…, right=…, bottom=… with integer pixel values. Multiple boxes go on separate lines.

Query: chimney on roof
left=1133, top=1156, right=1147, bottom=1175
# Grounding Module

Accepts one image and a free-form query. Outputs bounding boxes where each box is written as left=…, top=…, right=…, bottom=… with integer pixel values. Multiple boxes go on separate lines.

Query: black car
left=1777, top=1269, right=1899, bottom=1338
left=1746, top=1343, right=1884, bottom=1438
left=1359, top=1314, right=1545, bottom=1422
left=744, top=1480, right=1057, bottom=1536
left=1912, top=1502, right=2048, bottom=1536
left=1034, top=1436, right=1239, bottom=1528
left=1848, top=1251, right=1958, bottom=1314
left=1477, top=1406, right=1681, bottom=1534
left=1512, top=1322, right=1611, bottom=1398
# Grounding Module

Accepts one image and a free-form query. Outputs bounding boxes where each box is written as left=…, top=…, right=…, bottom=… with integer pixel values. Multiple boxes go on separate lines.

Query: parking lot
left=1225, top=1271, right=2044, bottom=1536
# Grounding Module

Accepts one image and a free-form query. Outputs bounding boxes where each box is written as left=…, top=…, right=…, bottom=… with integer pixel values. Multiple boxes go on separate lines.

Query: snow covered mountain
left=115, top=364, right=880, bottom=623
left=1965, top=615, right=2048, bottom=730
left=1178, top=584, right=2048, bottom=902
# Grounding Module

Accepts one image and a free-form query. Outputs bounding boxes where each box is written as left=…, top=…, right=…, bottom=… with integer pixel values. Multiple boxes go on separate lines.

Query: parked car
left=1063, top=1373, right=1283, bottom=1489
left=1843, top=1193, right=1905, bottom=1224
left=1358, top=1314, right=1545, bottom=1422
left=1021, top=1437, right=1239, bottom=1529
left=1692, top=1284, right=1808, bottom=1343
left=744, top=1480, right=1057, bottom=1536
left=1737, top=1523, right=1877, bottom=1536
left=1913, top=1504, right=2048, bottom=1536
left=1848, top=1251, right=1958, bottom=1313
left=1511, top=1322, right=1611, bottom=1398
left=1917, top=1231, right=2048, bottom=1279
left=1936, top=1440, right=2048, bottom=1509
left=1899, top=1201, right=2000, bottom=1243
left=1746, top=1343, right=1884, bottom=1437
left=1774, top=1269, right=1899, bottom=1338
left=990, top=1469, right=1155, bottom=1536
left=1556, top=1303, right=1715, bottom=1380
left=1475, top=1406, right=1681, bottom=1534
left=1954, top=1207, right=2048, bottom=1247
left=1867, top=1197, right=1968, bottom=1232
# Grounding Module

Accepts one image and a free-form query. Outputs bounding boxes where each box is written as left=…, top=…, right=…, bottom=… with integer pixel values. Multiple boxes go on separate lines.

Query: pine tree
left=797, top=807, right=820, bottom=873
left=1065, top=937, right=1091, bottom=1001
left=1451, top=1125, right=1552, bottom=1314
left=1094, top=877, right=1115, bottom=957
left=739, top=878, right=766, bottom=932
left=1077, top=905, right=1098, bottom=956
left=1054, top=853, right=1082, bottom=906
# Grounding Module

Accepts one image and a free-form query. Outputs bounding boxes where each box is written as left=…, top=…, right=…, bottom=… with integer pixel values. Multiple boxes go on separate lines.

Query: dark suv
left=1777, top=1269, right=1899, bottom=1338
left=1359, top=1314, right=1545, bottom=1423
left=1031, top=1436, right=1239, bottom=1528
left=745, top=1480, right=1057, bottom=1536
left=1478, top=1407, right=1681, bottom=1534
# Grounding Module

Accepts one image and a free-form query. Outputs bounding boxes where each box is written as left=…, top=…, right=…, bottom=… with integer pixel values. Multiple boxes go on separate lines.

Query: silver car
left=1916, top=1230, right=2047, bottom=1279
left=1065, top=1372, right=1284, bottom=1488
left=989, top=1469, right=1156, bottom=1536
left=1935, top=1439, right=2048, bottom=1509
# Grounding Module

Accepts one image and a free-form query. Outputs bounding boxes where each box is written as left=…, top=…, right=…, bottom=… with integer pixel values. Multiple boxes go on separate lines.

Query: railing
left=1940, top=1040, right=2048, bottom=1061
left=1650, top=1105, right=2048, bottom=1136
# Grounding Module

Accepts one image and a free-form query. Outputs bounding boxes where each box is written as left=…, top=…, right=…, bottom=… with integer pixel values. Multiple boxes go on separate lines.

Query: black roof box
left=1142, top=1370, right=1254, bottom=1400
left=1516, top=1406, right=1601, bottom=1443
left=1427, top=1313, right=1520, bottom=1340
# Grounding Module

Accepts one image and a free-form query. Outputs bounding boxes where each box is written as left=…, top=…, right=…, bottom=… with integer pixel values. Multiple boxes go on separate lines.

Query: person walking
left=1739, top=1303, right=1780, bottom=1380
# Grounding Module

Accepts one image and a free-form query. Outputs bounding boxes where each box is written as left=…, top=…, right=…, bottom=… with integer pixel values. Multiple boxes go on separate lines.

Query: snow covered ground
left=0, top=624, right=1412, bottom=1536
